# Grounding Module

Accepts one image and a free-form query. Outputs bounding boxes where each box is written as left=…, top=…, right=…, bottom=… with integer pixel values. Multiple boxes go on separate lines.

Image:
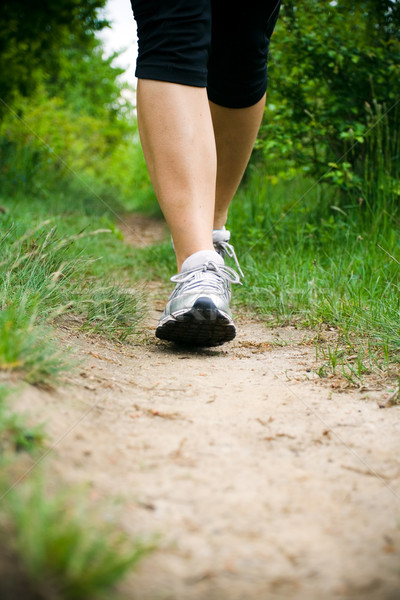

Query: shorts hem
left=135, top=64, right=207, bottom=88
left=207, top=82, right=268, bottom=109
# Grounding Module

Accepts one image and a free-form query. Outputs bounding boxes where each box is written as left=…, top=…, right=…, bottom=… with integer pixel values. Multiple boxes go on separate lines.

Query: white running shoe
left=156, top=250, right=241, bottom=346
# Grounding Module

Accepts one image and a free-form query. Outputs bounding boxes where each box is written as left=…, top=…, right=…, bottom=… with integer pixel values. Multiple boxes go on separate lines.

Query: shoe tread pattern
left=156, top=297, right=236, bottom=347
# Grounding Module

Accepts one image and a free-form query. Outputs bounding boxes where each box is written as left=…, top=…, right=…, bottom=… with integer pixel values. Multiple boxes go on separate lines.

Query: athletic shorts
left=129, top=0, right=281, bottom=109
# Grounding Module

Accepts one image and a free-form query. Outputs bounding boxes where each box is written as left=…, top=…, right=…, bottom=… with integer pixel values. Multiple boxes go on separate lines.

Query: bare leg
left=136, top=79, right=216, bottom=270
left=137, top=80, right=265, bottom=267
left=210, top=95, right=266, bottom=229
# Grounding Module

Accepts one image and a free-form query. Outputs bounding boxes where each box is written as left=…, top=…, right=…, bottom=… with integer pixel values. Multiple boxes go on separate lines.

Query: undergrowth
left=0, top=476, right=153, bottom=600
left=0, top=198, right=145, bottom=384
left=227, top=158, right=400, bottom=384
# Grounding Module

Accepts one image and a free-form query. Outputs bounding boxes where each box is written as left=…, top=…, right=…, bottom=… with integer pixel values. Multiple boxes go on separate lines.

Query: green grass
left=226, top=165, right=400, bottom=382
left=0, top=193, right=146, bottom=384
left=0, top=306, right=70, bottom=386
left=0, top=477, right=153, bottom=600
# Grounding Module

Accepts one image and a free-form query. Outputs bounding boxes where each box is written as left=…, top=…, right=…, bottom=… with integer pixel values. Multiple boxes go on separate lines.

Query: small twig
left=341, top=464, right=389, bottom=480
left=133, top=404, right=185, bottom=420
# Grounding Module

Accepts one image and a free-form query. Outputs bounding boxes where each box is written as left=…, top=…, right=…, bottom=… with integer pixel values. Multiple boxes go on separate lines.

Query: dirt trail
left=14, top=216, right=400, bottom=599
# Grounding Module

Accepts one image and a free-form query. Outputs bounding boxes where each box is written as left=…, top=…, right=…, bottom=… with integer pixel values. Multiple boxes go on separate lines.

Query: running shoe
left=156, top=250, right=241, bottom=346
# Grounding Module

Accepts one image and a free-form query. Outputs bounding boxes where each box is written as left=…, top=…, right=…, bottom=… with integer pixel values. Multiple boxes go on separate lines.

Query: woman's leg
left=137, top=80, right=216, bottom=271
left=136, top=84, right=266, bottom=265
left=210, top=95, right=266, bottom=229
left=132, top=0, right=215, bottom=271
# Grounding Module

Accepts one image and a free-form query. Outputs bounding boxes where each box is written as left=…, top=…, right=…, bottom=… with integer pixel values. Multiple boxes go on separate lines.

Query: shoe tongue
left=181, top=250, right=223, bottom=272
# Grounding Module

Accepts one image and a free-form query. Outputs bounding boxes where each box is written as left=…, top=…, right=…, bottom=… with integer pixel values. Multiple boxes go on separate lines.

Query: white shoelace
left=170, top=261, right=242, bottom=296
left=213, top=240, right=244, bottom=278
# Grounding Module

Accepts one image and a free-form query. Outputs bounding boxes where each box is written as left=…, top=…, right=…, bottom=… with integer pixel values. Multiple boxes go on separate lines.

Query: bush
left=259, top=0, right=400, bottom=196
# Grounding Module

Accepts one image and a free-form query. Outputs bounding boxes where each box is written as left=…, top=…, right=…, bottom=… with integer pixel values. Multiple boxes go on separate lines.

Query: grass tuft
left=0, top=306, right=70, bottom=386
left=0, top=477, right=153, bottom=600
left=80, top=283, right=145, bottom=341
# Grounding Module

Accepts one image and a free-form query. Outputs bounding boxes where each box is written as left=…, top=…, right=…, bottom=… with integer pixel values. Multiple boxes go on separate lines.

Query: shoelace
left=170, top=261, right=242, bottom=295
left=213, top=240, right=244, bottom=278
left=172, top=231, right=244, bottom=279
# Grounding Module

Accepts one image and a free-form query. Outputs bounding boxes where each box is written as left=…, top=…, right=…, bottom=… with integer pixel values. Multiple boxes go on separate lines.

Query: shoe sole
left=155, top=297, right=236, bottom=347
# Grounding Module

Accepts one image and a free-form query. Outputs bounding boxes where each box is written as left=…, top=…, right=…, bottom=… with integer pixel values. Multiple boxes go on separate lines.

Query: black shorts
left=130, top=0, right=281, bottom=108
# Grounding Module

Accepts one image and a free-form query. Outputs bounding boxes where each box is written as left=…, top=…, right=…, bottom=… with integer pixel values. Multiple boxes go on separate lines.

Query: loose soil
left=11, top=216, right=400, bottom=599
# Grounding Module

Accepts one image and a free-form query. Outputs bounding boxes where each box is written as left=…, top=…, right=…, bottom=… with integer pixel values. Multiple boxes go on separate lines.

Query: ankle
left=180, top=249, right=223, bottom=272
left=213, top=211, right=228, bottom=230
left=175, top=243, right=215, bottom=271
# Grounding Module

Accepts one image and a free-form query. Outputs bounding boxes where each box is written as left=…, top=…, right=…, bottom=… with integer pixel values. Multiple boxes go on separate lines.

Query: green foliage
left=0, top=0, right=108, bottom=113
left=0, top=0, right=155, bottom=214
left=0, top=86, right=153, bottom=215
left=250, top=0, right=400, bottom=370
left=46, top=40, right=129, bottom=121
left=260, top=0, right=400, bottom=193
left=1, top=91, right=127, bottom=192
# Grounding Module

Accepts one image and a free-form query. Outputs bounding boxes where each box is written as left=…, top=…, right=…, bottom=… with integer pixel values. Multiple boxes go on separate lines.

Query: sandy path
left=13, top=216, right=400, bottom=599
